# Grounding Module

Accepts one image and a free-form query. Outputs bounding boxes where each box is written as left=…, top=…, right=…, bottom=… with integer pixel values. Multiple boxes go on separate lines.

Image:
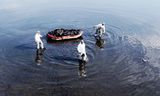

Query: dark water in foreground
left=1, top=1, right=160, bottom=96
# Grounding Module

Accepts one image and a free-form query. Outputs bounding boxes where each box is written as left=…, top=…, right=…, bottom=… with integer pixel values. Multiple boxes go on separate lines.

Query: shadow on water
left=35, top=49, right=45, bottom=65
left=95, top=36, right=105, bottom=49
left=78, top=58, right=87, bottom=77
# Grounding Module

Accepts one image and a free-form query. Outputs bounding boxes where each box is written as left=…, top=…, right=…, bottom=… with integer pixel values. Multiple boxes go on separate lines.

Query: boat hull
left=47, top=31, right=83, bottom=41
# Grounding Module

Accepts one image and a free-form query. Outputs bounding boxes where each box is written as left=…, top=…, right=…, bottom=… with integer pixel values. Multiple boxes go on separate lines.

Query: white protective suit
left=77, top=40, right=88, bottom=61
left=94, top=23, right=105, bottom=36
left=35, top=31, right=44, bottom=49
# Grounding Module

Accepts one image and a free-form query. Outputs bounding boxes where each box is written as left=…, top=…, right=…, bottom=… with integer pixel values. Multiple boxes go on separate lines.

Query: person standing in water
left=35, top=31, right=45, bottom=49
left=94, top=22, right=106, bottom=37
left=77, top=40, right=88, bottom=62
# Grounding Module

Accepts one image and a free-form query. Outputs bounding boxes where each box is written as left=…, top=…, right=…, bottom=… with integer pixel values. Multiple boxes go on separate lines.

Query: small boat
left=47, top=28, right=83, bottom=41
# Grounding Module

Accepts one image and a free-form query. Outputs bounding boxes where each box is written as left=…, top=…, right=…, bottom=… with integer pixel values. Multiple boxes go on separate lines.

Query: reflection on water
left=78, top=54, right=87, bottom=77
left=35, top=49, right=45, bottom=65
left=95, top=35, right=105, bottom=48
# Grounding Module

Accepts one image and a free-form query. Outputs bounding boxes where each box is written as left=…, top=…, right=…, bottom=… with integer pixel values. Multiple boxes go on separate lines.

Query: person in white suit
left=77, top=40, right=88, bottom=62
left=35, top=31, right=44, bottom=49
left=94, top=22, right=105, bottom=37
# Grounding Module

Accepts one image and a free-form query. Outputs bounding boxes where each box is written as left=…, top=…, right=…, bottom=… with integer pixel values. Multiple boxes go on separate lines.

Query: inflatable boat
left=47, top=29, right=83, bottom=41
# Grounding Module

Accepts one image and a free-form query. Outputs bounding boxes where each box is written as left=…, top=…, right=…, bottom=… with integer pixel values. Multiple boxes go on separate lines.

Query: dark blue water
left=0, top=0, right=160, bottom=96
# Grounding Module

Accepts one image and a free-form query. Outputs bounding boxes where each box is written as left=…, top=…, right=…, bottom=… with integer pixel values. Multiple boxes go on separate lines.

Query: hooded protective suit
left=35, top=31, right=44, bottom=49
left=77, top=40, right=88, bottom=61
left=94, top=23, right=105, bottom=37
left=94, top=23, right=105, bottom=33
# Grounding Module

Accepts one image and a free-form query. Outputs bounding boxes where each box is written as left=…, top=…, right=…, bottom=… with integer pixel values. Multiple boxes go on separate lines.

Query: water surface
left=0, top=0, right=160, bottom=96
